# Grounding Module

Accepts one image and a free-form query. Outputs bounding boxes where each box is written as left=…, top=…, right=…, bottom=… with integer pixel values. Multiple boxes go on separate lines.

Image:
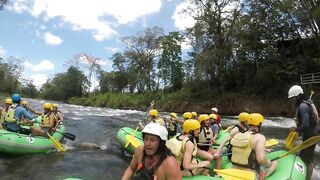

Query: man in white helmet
left=122, top=123, right=181, bottom=180
left=288, top=85, right=317, bottom=180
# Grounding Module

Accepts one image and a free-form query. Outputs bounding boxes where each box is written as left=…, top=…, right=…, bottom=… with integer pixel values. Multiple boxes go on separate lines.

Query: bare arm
left=216, top=127, right=239, bottom=153
left=164, top=156, right=182, bottom=180
left=29, top=107, right=42, bottom=116
left=183, top=141, right=207, bottom=170
left=121, top=145, right=142, bottom=180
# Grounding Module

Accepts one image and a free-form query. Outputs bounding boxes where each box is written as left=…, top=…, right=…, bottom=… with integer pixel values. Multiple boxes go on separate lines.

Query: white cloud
left=172, top=1, right=196, bottom=30
left=105, top=47, right=119, bottom=53
left=30, top=73, right=48, bottom=89
left=9, top=0, right=162, bottom=41
left=24, top=59, right=54, bottom=72
left=44, top=32, right=63, bottom=45
left=0, top=46, right=6, bottom=56
left=181, top=40, right=192, bottom=50
left=7, top=0, right=31, bottom=14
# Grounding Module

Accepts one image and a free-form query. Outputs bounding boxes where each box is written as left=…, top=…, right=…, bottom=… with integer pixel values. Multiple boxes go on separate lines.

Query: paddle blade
left=214, top=169, right=255, bottom=180
left=125, top=127, right=139, bottom=148
left=265, top=139, right=279, bottom=147
left=276, top=135, right=320, bottom=160
left=62, top=132, right=76, bottom=141
left=125, top=134, right=141, bottom=148
left=285, top=131, right=298, bottom=149
left=47, top=133, right=66, bottom=152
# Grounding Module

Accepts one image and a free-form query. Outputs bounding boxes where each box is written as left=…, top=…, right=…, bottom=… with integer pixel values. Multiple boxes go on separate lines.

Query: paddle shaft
left=34, top=119, right=76, bottom=141
left=125, top=100, right=154, bottom=148
left=272, top=135, right=320, bottom=160
left=54, top=130, right=76, bottom=141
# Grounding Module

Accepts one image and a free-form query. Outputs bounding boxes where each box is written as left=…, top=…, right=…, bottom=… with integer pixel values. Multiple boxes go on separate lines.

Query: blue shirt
left=14, top=105, right=34, bottom=121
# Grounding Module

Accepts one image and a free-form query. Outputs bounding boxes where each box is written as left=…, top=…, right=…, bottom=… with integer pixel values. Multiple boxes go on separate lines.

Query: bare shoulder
left=162, top=155, right=179, bottom=167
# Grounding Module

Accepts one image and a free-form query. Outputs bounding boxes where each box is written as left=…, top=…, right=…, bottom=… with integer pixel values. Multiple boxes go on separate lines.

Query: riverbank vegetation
left=1, top=0, right=320, bottom=116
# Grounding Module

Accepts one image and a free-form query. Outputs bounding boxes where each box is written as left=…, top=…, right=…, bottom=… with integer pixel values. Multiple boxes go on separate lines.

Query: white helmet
left=142, top=122, right=168, bottom=141
left=288, top=85, right=304, bottom=98
left=211, top=107, right=218, bottom=113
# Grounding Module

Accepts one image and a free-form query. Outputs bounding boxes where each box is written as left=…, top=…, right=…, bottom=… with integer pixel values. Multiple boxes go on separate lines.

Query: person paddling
left=3, top=94, right=35, bottom=134
left=138, top=109, right=165, bottom=130
left=0, top=98, right=13, bottom=129
left=166, top=119, right=214, bottom=177
left=165, top=112, right=179, bottom=138
left=122, top=122, right=181, bottom=180
left=214, top=112, right=249, bottom=157
left=288, top=85, right=317, bottom=180
left=229, top=113, right=278, bottom=179
left=31, top=102, right=54, bottom=137
left=51, top=103, right=63, bottom=130
left=196, top=114, right=221, bottom=169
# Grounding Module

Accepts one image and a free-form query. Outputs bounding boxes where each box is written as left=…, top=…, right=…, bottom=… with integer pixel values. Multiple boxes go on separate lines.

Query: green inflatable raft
left=183, top=150, right=306, bottom=180
left=116, top=126, right=230, bottom=154
left=0, top=124, right=66, bottom=154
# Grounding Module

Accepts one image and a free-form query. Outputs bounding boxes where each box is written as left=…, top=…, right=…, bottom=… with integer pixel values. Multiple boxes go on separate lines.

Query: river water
left=0, top=99, right=319, bottom=180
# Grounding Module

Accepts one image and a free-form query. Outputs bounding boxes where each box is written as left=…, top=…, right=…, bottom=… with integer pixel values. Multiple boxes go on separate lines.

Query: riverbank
left=68, top=92, right=296, bottom=117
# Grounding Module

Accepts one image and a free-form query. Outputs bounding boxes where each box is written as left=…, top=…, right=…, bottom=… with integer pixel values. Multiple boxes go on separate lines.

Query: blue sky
left=0, top=0, right=195, bottom=89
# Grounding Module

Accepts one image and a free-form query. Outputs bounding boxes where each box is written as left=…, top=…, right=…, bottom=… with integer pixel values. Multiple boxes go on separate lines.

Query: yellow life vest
left=168, top=120, right=176, bottom=131
left=4, top=105, right=17, bottom=123
left=230, top=131, right=253, bottom=167
left=198, top=126, right=213, bottom=143
left=166, top=135, right=197, bottom=165
left=0, top=109, right=7, bottom=123
left=42, top=113, right=51, bottom=125
left=155, top=117, right=164, bottom=126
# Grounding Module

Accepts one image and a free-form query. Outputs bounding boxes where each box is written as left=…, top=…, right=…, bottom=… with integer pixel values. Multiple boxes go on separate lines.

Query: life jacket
left=147, top=117, right=165, bottom=126
left=4, top=105, right=17, bottom=123
left=0, top=107, right=7, bottom=123
left=198, top=126, right=213, bottom=144
left=302, top=100, right=320, bottom=134
left=166, top=135, right=197, bottom=165
left=168, top=121, right=176, bottom=132
left=233, top=124, right=247, bottom=133
left=41, top=113, right=51, bottom=126
left=230, top=131, right=259, bottom=170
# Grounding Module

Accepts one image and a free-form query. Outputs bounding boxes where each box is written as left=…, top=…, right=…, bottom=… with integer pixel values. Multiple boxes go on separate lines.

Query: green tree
left=122, top=26, right=164, bottom=93
left=40, top=66, right=88, bottom=101
left=159, top=31, right=184, bottom=91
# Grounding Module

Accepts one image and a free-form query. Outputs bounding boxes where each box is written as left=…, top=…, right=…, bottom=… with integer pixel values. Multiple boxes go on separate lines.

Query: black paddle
left=54, top=130, right=76, bottom=141
left=33, top=118, right=76, bottom=141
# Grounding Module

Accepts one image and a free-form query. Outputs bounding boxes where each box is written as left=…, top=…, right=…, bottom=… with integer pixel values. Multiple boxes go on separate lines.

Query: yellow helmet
left=43, top=102, right=52, bottom=109
left=209, top=114, right=217, bottom=120
left=149, top=109, right=158, bottom=116
left=52, top=103, right=59, bottom=108
left=5, top=98, right=13, bottom=105
left=238, top=112, right=250, bottom=122
left=198, top=114, right=210, bottom=123
left=183, top=112, right=192, bottom=119
left=170, top=112, right=178, bottom=119
left=22, top=100, right=28, bottom=105
left=183, top=119, right=200, bottom=133
left=247, top=113, right=264, bottom=126
left=191, top=111, right=197, bottom=117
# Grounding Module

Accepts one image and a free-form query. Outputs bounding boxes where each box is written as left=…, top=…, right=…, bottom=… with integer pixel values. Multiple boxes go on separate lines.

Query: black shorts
left=299, top=136, right=316, bottom=164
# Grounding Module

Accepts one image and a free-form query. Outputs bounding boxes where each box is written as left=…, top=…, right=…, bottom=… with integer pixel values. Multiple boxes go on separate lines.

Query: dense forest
left=1, top=0, right=320, bottom=115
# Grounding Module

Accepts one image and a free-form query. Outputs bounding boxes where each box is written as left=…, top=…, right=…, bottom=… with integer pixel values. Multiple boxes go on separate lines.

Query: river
left=0, top=99, right=319, bottom=180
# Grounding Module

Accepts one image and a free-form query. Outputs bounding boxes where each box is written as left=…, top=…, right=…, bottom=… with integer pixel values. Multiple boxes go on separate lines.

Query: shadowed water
left=0, top=99, right=319, bottom=180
